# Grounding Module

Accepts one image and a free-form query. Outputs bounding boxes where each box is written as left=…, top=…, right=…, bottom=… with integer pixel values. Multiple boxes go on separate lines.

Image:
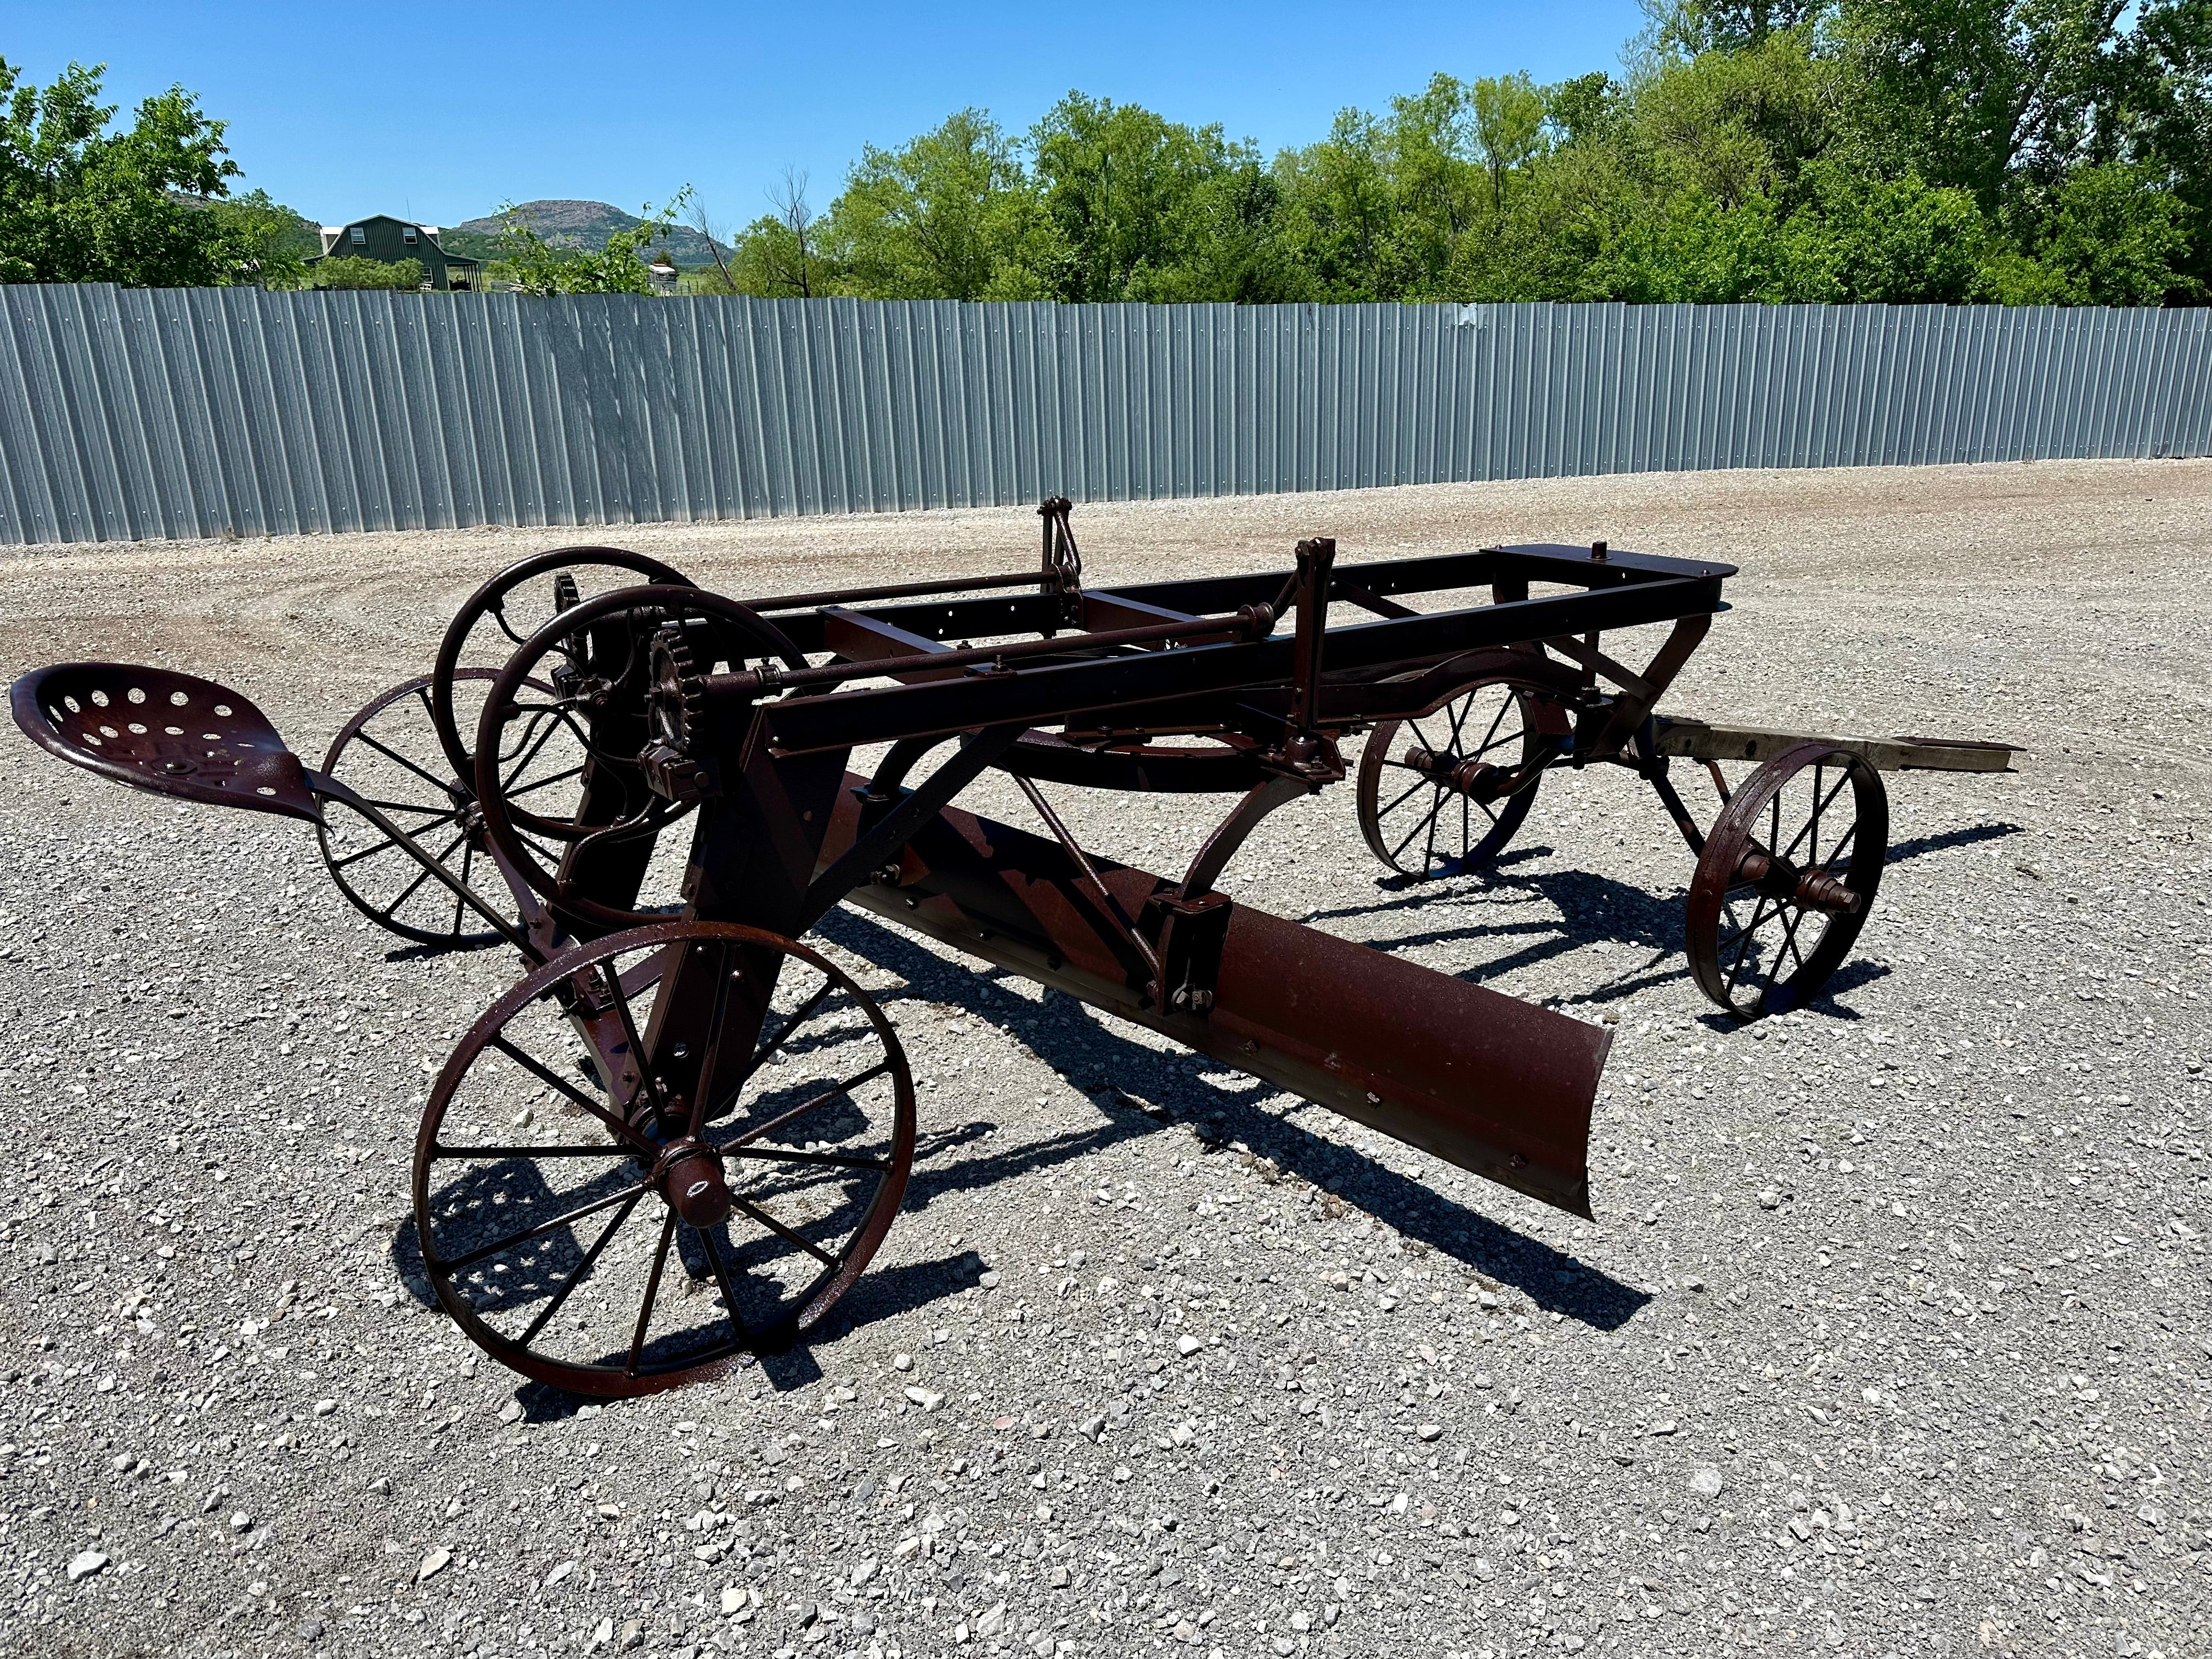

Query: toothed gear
left=648, top=624, right=708, bottom=754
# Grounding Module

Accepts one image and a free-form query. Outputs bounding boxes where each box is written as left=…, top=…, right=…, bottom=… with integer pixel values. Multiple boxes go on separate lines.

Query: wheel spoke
left=378, top=832, right=466, bottom=919
left=729, top=1194, right=838, bottom=1268
left=441, top=1180, right=650, bottom=1273
left=431, top=1142, right=633, bottom=1160
left=488, top=1035, right=644, bottom=1147
left=626, top=1210, right=679, bottom=1376
left=328, top=832, right=410, bottom=872
left=696, top=1225, right=754, bottom=1346
left=599, top=961, right=679, bottom=1132
left=1781, top=767, right=1855, bottom=865
left=518, top=1191, right=642, bottom=1346
left=686, top=940, right=738, bottom=1137
left=505, top=764, right=587, bottom=800
left=1387, top=788, right=1446, bottom=862
left=752, top=977, right=837, bottom=1073
left=501, top=707, right=573, bottom=794
left=1723, top=898, right=1775, bottom=997
left=354, top=729, right=458, bottom=795
left=724, top=1062, right=894, bottom=1150
left=1378, top=774, right=1430, bottom=820
left=451, top=836, right=476, bottom=936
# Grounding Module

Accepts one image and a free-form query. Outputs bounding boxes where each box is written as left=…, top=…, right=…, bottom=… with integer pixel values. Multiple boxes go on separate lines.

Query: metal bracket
left=1142, top=889, right=1233, bottom=1016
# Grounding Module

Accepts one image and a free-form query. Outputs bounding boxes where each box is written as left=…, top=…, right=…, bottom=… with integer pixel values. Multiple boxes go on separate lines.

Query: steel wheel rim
left=317, top=670, right=509, bottom=948
left=1685, top=743, right=1888, bottom=1019
left=413, top=921, right=915, bottom=1397
left=430, top=547, right=695, bottom=782
left=1356, top=675, right=1562, bottom=879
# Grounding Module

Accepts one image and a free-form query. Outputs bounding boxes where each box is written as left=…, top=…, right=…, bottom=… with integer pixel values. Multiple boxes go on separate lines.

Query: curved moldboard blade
left=822, top=780, right=1606, bottom=1216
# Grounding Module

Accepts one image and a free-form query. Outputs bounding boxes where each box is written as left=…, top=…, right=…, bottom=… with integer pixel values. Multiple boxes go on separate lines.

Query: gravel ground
left=1, top=457, right=2208, bottom=1659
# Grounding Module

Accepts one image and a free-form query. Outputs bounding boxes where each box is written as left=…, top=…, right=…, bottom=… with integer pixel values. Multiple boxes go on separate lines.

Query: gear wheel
left=642, top=623, right=714, bottom=802
left=647, top=623, right=708, bottom=752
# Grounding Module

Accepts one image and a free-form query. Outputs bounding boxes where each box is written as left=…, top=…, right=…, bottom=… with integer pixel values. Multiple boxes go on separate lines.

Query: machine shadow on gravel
left=1310, top=818, right=2021, bottom=1013
left=816, top=908, right=1652, bottom=1331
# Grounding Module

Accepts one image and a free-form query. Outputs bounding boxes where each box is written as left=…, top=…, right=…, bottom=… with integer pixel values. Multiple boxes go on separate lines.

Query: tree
left=1833, top=0, right=2131, bottom=208
left=1468, top=74, right=1549, bottom=213
left=205, top=188, right=313, bottom=289
left=497, top=192, right=689, bottom=295
left=825, top=110, right=1039, bottom=300
left=0, top=57, right=261, bottom=286
left=312, top=256, right=423, bottom=291
left=1026, top=93, right=1272, bottom=302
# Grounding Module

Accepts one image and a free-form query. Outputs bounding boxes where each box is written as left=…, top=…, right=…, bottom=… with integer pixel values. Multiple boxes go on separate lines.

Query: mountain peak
left=448, top=199, right=726, bottom=265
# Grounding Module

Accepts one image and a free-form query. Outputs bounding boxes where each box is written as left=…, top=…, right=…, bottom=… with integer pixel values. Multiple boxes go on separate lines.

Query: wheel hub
left=1402, top=745, right=1511, bottom=802
left=1733, top=849, right=1861, bottom=914
left=651, top=1136, right=733, bottom=1228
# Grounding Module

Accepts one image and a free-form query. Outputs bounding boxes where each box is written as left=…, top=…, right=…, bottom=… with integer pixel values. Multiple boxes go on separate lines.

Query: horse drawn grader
left=11, top=504, right=2012, bottom=1395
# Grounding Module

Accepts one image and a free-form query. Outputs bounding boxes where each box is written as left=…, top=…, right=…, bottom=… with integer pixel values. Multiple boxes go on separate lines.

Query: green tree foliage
left=311, top=256, right=423, bottom=291
left=0, top=57, right=278, bottom=286
left=821, top=111, right=1043, bottom=300
left=794, top=0, right=2205, bottom=306
left=497, top=193, right=688, bottom=295
left=21, top=13, right=2203, bottom=306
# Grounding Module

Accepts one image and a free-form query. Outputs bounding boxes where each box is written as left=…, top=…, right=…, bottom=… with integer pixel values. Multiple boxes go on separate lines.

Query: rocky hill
left=445, top=200, right=728, bottom=267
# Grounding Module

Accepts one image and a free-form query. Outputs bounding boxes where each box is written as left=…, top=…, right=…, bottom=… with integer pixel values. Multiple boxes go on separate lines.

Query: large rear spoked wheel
left=1685, top=742, right=1888, bottom=1019
left=413, top=921, right=915, bottom=1396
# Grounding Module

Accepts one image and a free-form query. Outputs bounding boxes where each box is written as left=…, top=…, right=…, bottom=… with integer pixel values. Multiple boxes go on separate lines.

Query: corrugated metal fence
left=2, top=285, right=2208, bottom=545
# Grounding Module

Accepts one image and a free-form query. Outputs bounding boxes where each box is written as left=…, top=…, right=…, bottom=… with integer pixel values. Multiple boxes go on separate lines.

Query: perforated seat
left=10, top=663, right=320, bottom=823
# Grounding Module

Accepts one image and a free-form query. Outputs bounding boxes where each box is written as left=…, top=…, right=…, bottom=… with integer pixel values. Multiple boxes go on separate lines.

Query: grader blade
left=822, top=779, right=1607, bottom=1217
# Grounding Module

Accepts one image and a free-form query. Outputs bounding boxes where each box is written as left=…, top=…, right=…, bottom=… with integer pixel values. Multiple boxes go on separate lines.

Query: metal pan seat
left=10, top=662, right=320, bottom=823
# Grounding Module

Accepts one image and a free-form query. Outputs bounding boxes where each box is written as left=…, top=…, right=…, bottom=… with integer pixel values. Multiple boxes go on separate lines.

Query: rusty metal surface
left=12, top=662, right=322, bottom=823
left=821, top=781, right=1607, bottom=1217
left=7, top=519, right=2022, bottom=1397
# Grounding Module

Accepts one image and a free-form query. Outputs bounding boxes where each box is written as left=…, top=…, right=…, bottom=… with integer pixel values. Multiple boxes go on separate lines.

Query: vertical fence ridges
left=0, top=287, right=2205, bottom=545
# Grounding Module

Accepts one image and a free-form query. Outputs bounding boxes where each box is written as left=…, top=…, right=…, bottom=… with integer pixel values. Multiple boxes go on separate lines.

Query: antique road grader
left=11, top=505, right=2014, bottom=1395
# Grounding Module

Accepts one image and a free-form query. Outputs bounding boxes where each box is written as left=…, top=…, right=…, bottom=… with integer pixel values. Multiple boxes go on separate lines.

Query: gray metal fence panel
left=2, top=286, right=2209, bottom=545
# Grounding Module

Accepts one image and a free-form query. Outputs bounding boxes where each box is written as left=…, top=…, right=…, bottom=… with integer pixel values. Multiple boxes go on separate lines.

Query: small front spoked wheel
left=413, top=921, right=916, bottom=1396
left=318, top=671, right=511, bottom=949
left=1684, top=742, right=1888, bottom=1019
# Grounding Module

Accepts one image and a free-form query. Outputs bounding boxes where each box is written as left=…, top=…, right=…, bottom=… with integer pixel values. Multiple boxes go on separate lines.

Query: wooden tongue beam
left=819, top=778, right=1609, bottom=1217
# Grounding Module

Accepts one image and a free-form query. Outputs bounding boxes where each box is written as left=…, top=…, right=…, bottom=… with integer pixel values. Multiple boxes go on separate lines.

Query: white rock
left=417, top=1547, right=450, bottom=1582
left=904, top=1386, right=945, bottom=1411
left=1690, top=1467, right=1724, bottom=1498
left=893, top=1353, right=914, bottom=1372
left=977, top=1602, right=1007, bottom=1637
left=66, top=1550, right=109, bottom=1582
left=719, top=1584, right=744, bottom=1614
left=1416, top=1423, right=1442, bottom=1441
left=313, top=1398, right=336, bottom=1417
left=1176, top=1334, right=1203, bottom=1356
left=544, top=1560, right=578, bottom=1589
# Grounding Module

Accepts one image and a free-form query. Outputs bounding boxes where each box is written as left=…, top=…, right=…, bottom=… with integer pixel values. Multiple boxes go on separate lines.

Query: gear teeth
left=651, top=625, right=709, bottom=752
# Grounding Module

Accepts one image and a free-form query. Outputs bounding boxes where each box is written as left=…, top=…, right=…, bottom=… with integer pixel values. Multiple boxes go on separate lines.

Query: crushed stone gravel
left=1, top=456, right=2208, bottom=1659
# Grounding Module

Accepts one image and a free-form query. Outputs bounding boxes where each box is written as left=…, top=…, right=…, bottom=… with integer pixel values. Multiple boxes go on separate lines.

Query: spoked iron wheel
left=473, top=586, right=807, bottom=936
left=413, top=921, right=915, bottom=1396
left=1356, top=669, right=1572, bottom=879
left=429, top=547, right=693, bottom=784
left=1685, top=742, right=1888, bottom=1019
left=318, top=670, right=514, bottom=948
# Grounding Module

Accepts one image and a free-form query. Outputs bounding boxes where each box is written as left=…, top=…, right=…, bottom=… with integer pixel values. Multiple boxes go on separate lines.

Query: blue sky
left=14, top=2, right=1646, bottom=228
